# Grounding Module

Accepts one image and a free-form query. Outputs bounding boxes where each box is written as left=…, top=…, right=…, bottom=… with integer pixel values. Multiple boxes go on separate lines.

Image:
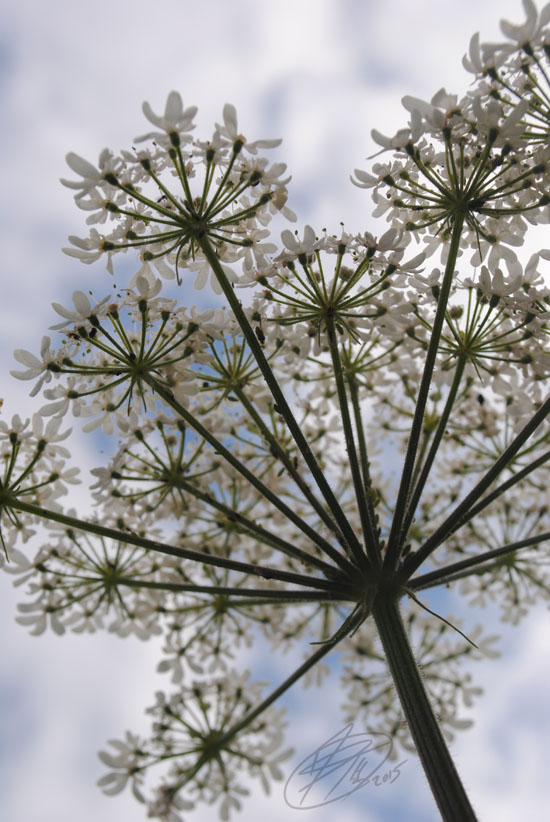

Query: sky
left=1, top=1, right=549, bottom=820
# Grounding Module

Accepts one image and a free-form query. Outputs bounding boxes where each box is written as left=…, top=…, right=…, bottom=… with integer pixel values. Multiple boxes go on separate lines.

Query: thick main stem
left=372, top=594, right=477, bottom=822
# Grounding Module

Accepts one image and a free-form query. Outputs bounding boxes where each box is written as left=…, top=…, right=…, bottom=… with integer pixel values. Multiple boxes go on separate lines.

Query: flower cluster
left=5, top=4, right=550, bottom=822
left=62, top=94, right=295, bottom=286
left=0, top=413, right=79, bottom=557
left=97, top=671, right=293, bottom=821
left=353, top=4, right=550, bottom=272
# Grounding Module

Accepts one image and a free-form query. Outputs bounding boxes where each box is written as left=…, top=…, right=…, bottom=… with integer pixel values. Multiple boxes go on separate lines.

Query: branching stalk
left=198, top=234, right=367, bottom=567
left=384, top=213, right=465, bottom=571
left=409, top=531, right=550, bottom=591
left=5, top=495, right=349, bottom=594
left=404, top=390, right=550, bottom=577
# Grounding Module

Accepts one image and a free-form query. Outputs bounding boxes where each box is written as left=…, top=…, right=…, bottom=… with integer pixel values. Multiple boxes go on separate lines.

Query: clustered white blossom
left=61, top=95, right=295, bottom=286
left=0, top=413, right=79, bottom=557
left=3, top=3, right=550, bottom=821
left=97, top=672, right=292, bottom=821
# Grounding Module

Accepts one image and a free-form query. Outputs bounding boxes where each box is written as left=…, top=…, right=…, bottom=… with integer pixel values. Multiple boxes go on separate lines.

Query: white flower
left=60, top=148, right=121, bottom=199
left=76, top=190, right=127, bottom=226
left=268, top=186, right=297, bottom=222
left=215, top=103, right=281, bottom=154
left=188, top=259, right=238, bottom=294
left=39, top=378, right=88, bottom=419
left=350, top=167, right=379, bottom=188
left=31, top=414, right=72, bottom=458
left=0, top=413, right=30, bottom=441
left=135, top=91, right=197, bottom=145
left=471, top=96, right=528, bottom=142
left=370, top=126, right=412, bottom=154
left=462, top=32, right=488, bottom=74
left=16, top=599, right=66, bottom=636
left=401, top=88, right=460, bottom=131
left=147, top=786, right=193, bottom=822
left=62, top=229, right=114, bottom=273
left=47, top=460, right=81, bottom=492
left=411, top=268, right=443, bottom=294
left=11, top=336, right=56, bottom=396
left=279, top=224, right=317, bottom=256
left=500, top=0, right=550, bottom=46
left=97, top=732, right=147, bottom=802
left=50, top=291, right=110, bottom=330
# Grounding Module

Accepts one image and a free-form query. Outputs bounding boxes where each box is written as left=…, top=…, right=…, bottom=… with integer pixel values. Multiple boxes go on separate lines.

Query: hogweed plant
left=3, top=2, right=550, bottom=819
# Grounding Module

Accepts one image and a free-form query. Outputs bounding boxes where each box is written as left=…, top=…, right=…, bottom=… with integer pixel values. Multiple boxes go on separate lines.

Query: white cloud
left=452, top=607, right=550, bottom=821
left=1, top=1, right=547, bottom=821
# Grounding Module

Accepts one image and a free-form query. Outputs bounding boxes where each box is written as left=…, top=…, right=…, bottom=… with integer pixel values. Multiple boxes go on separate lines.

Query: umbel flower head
left=61, top=93, right=295, bottom=286
left=0, top=413, right=79, bottom=558
left=97, top=671, right=293, bottom=821
left=8, top=5, right=550, bottom=822
left=352, top=82, right=550, bottom=271
left=464, top=0, right=550, bottom=146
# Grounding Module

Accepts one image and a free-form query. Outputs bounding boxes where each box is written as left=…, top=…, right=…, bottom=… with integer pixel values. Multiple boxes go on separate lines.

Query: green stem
left=4, top=496, right=344, bottom=594
left=114, top=577, right=352, bottom=601
left=401, top=353, right=467, bottom=541
left=384, top=213, right=465, bottom=571
left=171, top=474, right=345, bottom=577
left=233, top=384, right=352, bottom=555
left=443, top=446, right=550, bottom=534
left=372, top=595, right=477, bottom=822
left=348, top=376, right=382, bottom=563
left=143, top=373, right=349, bottom=568
left=215, top=622, right=345, bottom=748
left=404, top=390, right=550, bottom=577
left=409, top=531, right=550, bottom=591
left=198, top=234, right=365, bottom=565
left=326, top=316, right=378, bottom=570
left=167, top=624, right=345, bottom=796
